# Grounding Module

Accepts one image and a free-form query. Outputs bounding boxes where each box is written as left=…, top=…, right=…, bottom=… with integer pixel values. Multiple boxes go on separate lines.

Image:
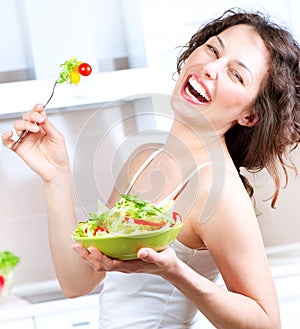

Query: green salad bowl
left=72, top=219, right=183, bottom=260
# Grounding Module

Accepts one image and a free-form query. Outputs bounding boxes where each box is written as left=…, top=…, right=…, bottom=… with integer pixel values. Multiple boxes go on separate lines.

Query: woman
left=2, top=8, right=300, bottom=329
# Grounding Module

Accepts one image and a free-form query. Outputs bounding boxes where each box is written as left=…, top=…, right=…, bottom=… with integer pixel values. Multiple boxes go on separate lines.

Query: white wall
left=249, top=149, right=300, bottom=247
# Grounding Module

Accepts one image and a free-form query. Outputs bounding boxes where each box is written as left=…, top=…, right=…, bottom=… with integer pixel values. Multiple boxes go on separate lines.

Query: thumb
left=1, top=130, right=15, bottom=149
left=137, top=247, right=175, bottom=266
left=137, top=248, right=156, bottom=262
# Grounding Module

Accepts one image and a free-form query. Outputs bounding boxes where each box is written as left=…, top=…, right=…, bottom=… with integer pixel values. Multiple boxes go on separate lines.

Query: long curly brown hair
left=177, top=8, right=300, bottom=208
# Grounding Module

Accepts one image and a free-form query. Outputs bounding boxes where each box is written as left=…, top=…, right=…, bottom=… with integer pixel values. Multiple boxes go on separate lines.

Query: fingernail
left=88, top=247, right=94, bottom=254
left=72, top=246, right=80, bottom=254
left=32, top=125, right=40, bottom=132
left=3, top=131, right=11, bottom=138
left=138, top=250, right=149, bottom=259
left=34, top=114, right=44, bottom=123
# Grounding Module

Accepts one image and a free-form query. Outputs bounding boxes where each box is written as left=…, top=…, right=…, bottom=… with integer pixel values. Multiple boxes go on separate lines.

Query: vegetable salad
left=72, top=194, right=181, bottom=237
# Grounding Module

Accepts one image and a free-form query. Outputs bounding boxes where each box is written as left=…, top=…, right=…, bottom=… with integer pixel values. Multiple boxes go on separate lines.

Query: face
left=172, top=24, right=270, bottom=133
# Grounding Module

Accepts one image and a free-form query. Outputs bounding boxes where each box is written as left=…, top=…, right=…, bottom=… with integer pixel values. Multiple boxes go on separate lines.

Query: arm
left=2, top=105, right=105, bottom=297
left=142, top=173, right=281, bottom=329
left=44, top=169, right=105, bottom=297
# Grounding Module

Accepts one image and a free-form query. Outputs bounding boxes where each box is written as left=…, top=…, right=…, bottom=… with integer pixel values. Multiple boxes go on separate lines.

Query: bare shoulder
left=194, top=167, right=259, bottom=245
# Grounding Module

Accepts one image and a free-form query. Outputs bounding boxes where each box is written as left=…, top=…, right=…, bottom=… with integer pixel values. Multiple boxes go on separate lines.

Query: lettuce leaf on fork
left=56, top=56, right=82, bottom=85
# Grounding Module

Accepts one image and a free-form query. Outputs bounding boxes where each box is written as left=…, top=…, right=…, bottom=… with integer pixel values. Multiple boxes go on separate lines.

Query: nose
left=202, top=58, right=226, bottom=80
left=203, top=62, right=218, bottom=80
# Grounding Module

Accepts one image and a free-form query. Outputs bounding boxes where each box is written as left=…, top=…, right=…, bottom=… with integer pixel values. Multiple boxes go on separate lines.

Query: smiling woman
left=176, top=10, right=300, bottom=208
left=2, top=8, right=300, bottom=329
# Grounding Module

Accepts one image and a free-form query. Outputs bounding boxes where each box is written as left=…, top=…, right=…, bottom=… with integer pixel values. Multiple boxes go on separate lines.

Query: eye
left=230, top=70, right=244, bottom=84
left=206, top=44, right=219, bottom=57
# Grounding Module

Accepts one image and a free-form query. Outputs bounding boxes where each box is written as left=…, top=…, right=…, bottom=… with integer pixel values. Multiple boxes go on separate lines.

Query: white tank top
left=98, top=148, right=221, bottom=328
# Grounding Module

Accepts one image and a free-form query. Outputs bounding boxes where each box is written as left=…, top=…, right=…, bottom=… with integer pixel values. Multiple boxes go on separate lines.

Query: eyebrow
left=216, top=35, right=253, bottom=81
left=216, top=35, right=225, bottom=49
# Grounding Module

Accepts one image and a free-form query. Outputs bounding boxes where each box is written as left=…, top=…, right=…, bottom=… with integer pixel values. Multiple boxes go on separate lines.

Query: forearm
left=162, top=260, right=279, bottom=329
left=43, top=167, right=105, bottom=297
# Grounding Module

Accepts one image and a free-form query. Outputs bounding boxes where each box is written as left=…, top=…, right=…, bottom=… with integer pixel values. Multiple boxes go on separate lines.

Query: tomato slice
left=78, top=63, right=92, bottom=76
left=125, top=217, right=166, bottom=228
left=94, top=226, right=109, bottom=235
left=172, top=211, right=182, bottom=222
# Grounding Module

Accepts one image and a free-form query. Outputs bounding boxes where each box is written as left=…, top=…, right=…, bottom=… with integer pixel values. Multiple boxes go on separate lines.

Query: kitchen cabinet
left=0, top=318, right=35, bottom=329
left=0, top=280, right=100, bottom=329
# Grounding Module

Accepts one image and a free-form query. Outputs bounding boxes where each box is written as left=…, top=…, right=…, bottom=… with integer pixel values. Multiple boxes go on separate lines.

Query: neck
left=164, top=119, right=227, bottom=161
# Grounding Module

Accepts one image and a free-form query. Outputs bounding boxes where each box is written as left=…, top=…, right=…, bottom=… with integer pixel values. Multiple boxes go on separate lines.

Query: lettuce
left=114, top=194, right=171, bottom=219
left=0, top=251, right=20, bottom=275
left=56, top=56, right=81, bottom=85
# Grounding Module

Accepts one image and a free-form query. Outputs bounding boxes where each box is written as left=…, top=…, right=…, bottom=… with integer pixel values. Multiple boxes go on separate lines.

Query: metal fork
left=10, top=81, right=58, bottom=150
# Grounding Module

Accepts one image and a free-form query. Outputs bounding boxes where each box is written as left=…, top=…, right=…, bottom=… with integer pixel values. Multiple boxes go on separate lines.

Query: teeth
left=188, top=76, right=211, bottom=102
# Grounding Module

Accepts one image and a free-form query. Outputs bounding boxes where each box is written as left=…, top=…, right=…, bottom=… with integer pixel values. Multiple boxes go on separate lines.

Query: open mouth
left=182, top=75, right=211, bottom=105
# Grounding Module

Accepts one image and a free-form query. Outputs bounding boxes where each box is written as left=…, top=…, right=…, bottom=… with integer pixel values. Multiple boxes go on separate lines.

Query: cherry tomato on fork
left=78, top=63, right=92, bottom=76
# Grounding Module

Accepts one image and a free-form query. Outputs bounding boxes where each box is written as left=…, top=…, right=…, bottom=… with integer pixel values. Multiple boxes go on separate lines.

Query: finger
left=23, top=104, right=46, bottom=123
left=31, top=103, right=45, bottom=116
left=137, top=247, right=174, bottom=266
left=14, top=120, right=40, bottom=136
left=1, top=130, right=15, bottom=149
left=23, top=111, right=46, bottom=125
left=21, top=104, right=62, bottom=142
left=72, top=244, right=108, bottom=272
left=137, top=248, right=157, bottom=263
left=14, top=104, right=45, bottom=135
left=87, top=247, right=118, bottom=271
left=71, top=243, right=91, bottom=258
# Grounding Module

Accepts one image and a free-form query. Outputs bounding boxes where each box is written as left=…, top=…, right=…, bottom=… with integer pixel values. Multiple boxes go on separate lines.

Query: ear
left=237, top=109, right=259, bottom=127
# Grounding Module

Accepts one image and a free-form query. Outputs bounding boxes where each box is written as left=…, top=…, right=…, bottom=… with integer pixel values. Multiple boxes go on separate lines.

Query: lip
left=180, top=74, right=211, bottom=105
